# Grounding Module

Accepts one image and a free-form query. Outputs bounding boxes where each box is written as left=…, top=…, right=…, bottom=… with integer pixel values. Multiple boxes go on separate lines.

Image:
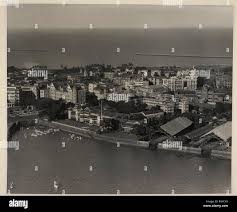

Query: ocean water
left=7, top=128, right=231, bottom=194
left=7, top=28, right=233, bottom=69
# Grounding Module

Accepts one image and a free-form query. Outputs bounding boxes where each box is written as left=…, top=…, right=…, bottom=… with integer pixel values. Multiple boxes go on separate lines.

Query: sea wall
left=39, top=120, right=149, bottom=148
left=38, top=120, right=230, bottom=159
left=211, top=150, right=231, bottom=160
left=157, top=143, right=202, bottom=155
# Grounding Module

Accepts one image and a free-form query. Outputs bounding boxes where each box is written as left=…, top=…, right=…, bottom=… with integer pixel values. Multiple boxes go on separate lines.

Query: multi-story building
left=104, top=72, right=114, bottom=80
left=19, top=85, right=38, bottom=106
left=39, top=89, right=49, bottom=98
left=148, top=77, right=162, bottom=85
left=48, top=83, right=77, bottom=104
left=93, top=88, right=107, bottom=100
left=163, top=77, right=197, bottom=91
left=7, top=86, right=20, bottom=108
left=77, top=89, right=86, bottom=106
left=216, top=74, right=232, bottom=89
left=143, top=94, right=175, bottom=113
left=142, top=97, right=160, bottom=108
left=178, top=97, right=189, bottom=113
left=207, top=91, right=225, bottom=104
left=163, top=77, right=183, bottom=91
left=190, top=69, right=211, bottom=79
left=39, top=84, right=49, bottom=98
left=161, top=102, right=175, bottom=114
left=88, top=83, right=97, bottom=93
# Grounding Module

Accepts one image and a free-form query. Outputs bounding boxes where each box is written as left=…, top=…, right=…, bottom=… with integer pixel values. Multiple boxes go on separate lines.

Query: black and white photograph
left=6, top=1, right=233, bottom=195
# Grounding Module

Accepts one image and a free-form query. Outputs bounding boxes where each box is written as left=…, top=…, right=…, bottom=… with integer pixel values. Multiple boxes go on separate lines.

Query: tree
left=197, top=77, right=206, bottom=88
left=133, top=124, right=147, bottom=136
left=86, top=93, right=99, bottom=106
left=111, top=119, right=120, bottom=131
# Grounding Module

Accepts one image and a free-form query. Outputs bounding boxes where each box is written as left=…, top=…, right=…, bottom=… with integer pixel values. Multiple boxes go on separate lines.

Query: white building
left=7, top=86, right=20, bottom=108
left=190, top=69, right=211, bottom=79
left=178, top=98, right=189, bottom=113
left=88, top=83, right=97, bottom=93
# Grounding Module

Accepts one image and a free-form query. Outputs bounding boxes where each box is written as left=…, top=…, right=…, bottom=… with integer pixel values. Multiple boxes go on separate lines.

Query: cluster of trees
left=102, top=119, right=120, bottom=132
left=86, top=93, right=99, bottom=107
left=105, top=100, right=147, bottom=114
left=36, top=98, right=70, bottom=121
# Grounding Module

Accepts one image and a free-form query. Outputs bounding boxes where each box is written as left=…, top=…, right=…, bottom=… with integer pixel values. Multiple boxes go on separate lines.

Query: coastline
left=37, top=120, right=231, bottom=160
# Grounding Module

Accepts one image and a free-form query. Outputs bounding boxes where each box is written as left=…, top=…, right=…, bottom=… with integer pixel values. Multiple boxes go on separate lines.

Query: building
left=7, top=86, right=20, bottom=108
left=151, top=70, right=161, bottom=77
left=93, top=88, right=107, bottom=100
left=201, top=121, right=231, bottom=143
left=77, top=89, right=86, bottom=106
left=142, top=97, right=160, bottom=108
left=140, top=111, right=164, bottom=119
left=178, top=97, right=189, bottom=113
left=160, top=117, right=193, bottom=137
left=121, top=121, right=140, bottom=133
left=163, top=77, right=182, bottom=91
left=184, top=77, right=197, bottom=91
left=104, top=72, right=114, bottom=79
left=19, top=85, right=38, bottom=106
left=163, top=77, right=197, bottom=91
left=190, top=69, right=211, bottom=79
left=88, top=83, right=97, bottom=93
left=68, top=106, right=101, bottom=126
left=207, top=91, right=225, bottom=104
left=160, top=102, right=175, bottom=114
left=48, top=83, right=77, bottom=104
left=216, top=74, right=232, bottom=89
left=148, top=77, right=162, bottom=85
left=39, top=84, right=49, bottom=98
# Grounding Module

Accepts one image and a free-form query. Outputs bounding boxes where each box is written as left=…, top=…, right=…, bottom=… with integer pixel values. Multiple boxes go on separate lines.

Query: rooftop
left=201, top=121, right=232, bottom=142
left=160, top=117, right=193, bottom=136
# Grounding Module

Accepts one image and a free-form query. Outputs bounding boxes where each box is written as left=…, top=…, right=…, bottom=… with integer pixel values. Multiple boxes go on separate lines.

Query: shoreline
left=37, top=120, right=231, bottom=160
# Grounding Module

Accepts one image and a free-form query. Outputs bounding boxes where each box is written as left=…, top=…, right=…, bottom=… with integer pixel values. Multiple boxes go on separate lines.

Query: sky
left=8, top=4, right=233, bottom=30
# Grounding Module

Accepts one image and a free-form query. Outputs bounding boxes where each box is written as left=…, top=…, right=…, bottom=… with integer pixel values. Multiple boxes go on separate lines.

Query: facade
left=178, top=98, right=189, bottom=113
left=68, top=107, right=101, bottom=126
left=94, top=88, right=107, bottom=100
left=48, top=83, right=77, bottom=103
left=161, top=102, right=175, bottom=114
left=7, top=86, right=20, bottom=108
left=77, top=89, right=86, bottom=106
left=216, top=74, right=232, bottom=89
left=88, top=83, right=97, bottom=93
left=163, top=77, right=197, bottom=91
left=104, top=72, right=114, bottom=79
left=190, top=69, right=211, bottom=79
left=207, top=91, right=225, bottom=103
left=19, top=86, right=38, bottom=106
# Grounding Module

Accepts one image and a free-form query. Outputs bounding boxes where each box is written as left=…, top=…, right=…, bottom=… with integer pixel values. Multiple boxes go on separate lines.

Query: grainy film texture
left=6, top=2, right=233, bottom=194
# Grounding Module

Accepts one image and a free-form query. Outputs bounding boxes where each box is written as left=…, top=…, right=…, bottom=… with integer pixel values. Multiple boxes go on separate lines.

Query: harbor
left=7, top=125, right=231, bottom=194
